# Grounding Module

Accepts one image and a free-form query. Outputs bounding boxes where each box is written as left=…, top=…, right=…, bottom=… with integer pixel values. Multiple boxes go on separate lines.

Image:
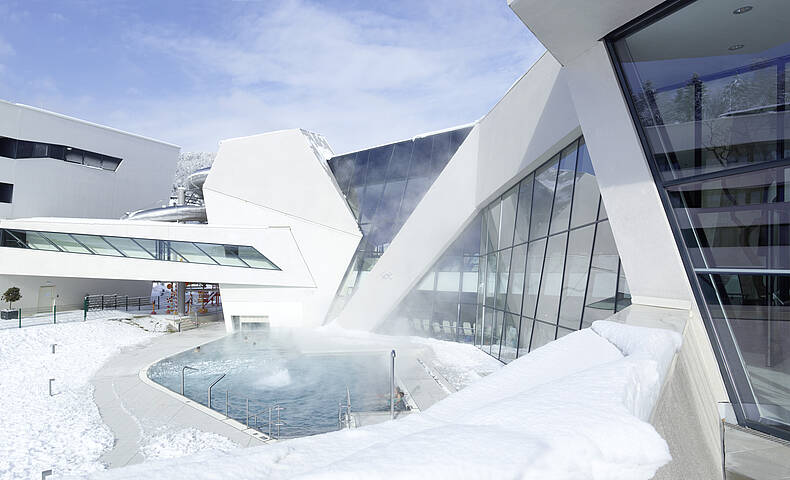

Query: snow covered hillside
left=0, top=320, right=158, bottom=479
left=173, top=152, right=215, bottom=193
left=74, top=321, right=681, bottom=480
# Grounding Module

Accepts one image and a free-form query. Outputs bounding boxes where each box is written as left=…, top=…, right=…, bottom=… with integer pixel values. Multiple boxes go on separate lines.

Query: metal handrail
left=181, top=365, right=197, bottom=395
left=207, top=373, right=226, bottom=409
left=338, top=386, right=352, bottom=430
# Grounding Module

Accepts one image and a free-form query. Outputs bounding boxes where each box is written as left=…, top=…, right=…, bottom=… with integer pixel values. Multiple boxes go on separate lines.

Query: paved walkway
left=92, top=323, right=266, bottom=469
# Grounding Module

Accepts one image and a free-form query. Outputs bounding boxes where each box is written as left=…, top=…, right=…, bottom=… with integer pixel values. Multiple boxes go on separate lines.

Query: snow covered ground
left=0, top=319, right=158, bottom=479
left=70, top=321, right=682, bottom=480
left=140, top=428, right=238, bottom=461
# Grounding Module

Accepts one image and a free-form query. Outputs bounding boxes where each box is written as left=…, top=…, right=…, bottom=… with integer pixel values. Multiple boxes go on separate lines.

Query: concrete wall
left=565, top=42, right=728, bottom=469
left=0, top=100, right=179, bottom=220
left=204, top=129, right=361, bottom=329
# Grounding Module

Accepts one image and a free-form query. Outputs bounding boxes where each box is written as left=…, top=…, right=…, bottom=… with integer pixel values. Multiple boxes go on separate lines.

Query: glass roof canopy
left=0, top=228, right=279, bottom=270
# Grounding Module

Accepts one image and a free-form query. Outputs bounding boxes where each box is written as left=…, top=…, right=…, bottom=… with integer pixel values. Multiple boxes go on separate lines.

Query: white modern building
left=0, top=0, right=788, bottom=477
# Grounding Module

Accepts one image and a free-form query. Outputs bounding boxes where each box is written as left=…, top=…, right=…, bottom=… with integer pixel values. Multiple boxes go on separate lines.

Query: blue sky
left=0, top=0, right=544, bottom=153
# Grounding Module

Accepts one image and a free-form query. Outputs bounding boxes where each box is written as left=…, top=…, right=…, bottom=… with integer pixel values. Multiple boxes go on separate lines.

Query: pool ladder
left=181, top=364, right=286, bottom=440
left=338, top=386, right=352, bottom=430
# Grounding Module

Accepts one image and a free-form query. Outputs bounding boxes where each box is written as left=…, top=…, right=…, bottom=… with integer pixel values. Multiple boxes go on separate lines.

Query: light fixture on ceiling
left=728, top=44, right=745, bottom=51
left=733, top=5, right=753, bottom=14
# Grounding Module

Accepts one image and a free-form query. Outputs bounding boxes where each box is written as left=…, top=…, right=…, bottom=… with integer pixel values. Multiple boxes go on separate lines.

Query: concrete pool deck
left=92, top=323, right=267, bottom=469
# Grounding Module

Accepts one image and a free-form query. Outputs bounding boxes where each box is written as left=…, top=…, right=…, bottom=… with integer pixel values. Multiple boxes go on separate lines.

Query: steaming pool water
left=147, top=329, right=392, bottom=438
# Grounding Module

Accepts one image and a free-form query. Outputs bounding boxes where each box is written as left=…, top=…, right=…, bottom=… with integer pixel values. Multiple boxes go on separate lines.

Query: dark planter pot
left=1, top=309, right=19, bottom=320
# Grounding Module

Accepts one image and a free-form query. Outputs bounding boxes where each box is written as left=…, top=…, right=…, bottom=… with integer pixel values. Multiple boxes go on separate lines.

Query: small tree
left=2, top=287, right=21, bottom=310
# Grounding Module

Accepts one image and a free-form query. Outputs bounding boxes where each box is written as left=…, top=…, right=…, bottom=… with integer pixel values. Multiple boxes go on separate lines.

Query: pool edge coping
left=138, top=340, right=274, bottom=445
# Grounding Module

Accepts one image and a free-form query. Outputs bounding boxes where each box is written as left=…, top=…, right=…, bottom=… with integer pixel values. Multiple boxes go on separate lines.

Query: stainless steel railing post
left=390, top=350, right=396, bottom=420
left=181, top=365, right=197, bottom=395
left=207, top=373, right=226, bottom=409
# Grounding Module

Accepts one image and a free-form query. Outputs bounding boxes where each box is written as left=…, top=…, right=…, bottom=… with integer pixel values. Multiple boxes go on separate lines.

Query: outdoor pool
left=147, top=328, right=392, bottom=438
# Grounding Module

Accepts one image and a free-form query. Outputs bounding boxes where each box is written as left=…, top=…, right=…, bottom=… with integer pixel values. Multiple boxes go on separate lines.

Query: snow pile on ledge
left=0, top=320, right=158, bottom=479
left=75, top=321, right=681, bottom=480
left=413, top=337, right=502, bottom=390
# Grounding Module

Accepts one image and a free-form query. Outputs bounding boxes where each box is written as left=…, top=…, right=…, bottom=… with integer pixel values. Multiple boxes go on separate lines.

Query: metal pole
left=226, top=390, right=229, bottom=417
left=49, top=378, right=54, bottom=396
left=42, top=469, right=53, bottom=479
left=53, top=305, right=56, bottom=324
left=51, top=344, right=56, bottom=354
left=207, top=373, right=226, bottom=409
left=269, top=406, right=272, bottom=437
left=181, top=365, right=197, bottom=395
left=83, top=297, right=88, bottom=322
left=721, top=419, right=726, bottom=480
left=246, top=399, right=250, bottom=427
left=390, top=349, right=396, bottom=420
left=18, top=308, right=22, bottom=328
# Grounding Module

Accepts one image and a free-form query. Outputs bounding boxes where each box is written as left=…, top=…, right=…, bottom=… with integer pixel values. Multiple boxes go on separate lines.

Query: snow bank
left=412, top=337, right=502, bottom=390
left=0, top=320, right=158, bottom=479
left=74, top=321, right=681, bottom=480
left=140, top=428, right=239, bottom=460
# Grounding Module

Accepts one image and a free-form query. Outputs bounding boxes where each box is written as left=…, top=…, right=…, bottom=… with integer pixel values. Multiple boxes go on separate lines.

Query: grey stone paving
left=92, top=323, right=266, bottom=469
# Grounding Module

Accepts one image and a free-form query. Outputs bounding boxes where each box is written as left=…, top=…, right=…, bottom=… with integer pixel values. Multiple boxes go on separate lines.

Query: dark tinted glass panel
left=530, top=158, right=558, bottom=239
left=514, top=175, right=533, bottom=244
left=485, top=253, right=497, bottom=306
left=366, top=146, right=392, bottom=184
left=16, top=141, right=33, bottom=158
left=0, top=182, right=12, bottom=203
left=0, top=138, right=16, bottom=158
left=387, top=142, right=412, bottom=180
left=550, top=142, right=578, bottom=234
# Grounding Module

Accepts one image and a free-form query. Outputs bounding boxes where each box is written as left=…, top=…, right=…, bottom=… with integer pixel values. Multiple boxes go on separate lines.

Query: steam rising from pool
left=255, top=368, right=292, bottom=388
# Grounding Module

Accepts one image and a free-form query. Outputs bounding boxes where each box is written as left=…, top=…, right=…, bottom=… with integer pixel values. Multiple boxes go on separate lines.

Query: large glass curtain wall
left=326, top=127, right=472, bottom=319
left=609, top=0, right=790, bottom=438
left=386, top=137, right=631, bottom=363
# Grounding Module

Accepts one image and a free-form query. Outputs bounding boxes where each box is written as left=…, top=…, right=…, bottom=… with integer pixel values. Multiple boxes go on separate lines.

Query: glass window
left=376, top=180, right=406, bottom=223
left=517, top=317, right=533, bottom=358
left=530, top=158, right=558, bottom=240
left=40, top=232, right=90, bottom=254
left=24, top=231, right=59, bottom=251
left=558, top=225, right=595, bottom=330
left=459, top=304, right=477, bottom=344
left=360, top=183, right=384, bottom=224
left=0, top=182, right=13, bottom=203
left=474, top=305, right=485, bottom=347
left=484, top=201, right=501, bottom=253
left=483, top=307, right=495, bottom=354
left=386, top=142, right=412, bottom=180
left=328, top=155, right=356, bottom=192
left=0, top=138, right=16, bottom=158
left=598, top=197, right=608, bottom=220
left=491, top=310, right=504, bottom=359
left=400, top=177, right=431, bottom=219
left=667, top=166, right=790, bottom=270
left=436, top=255, right=461, bottom=292
left=237, top=246, right=277, bottom=269
left=535, top=233, right=567, bottom=324
left=570, top=141, right=600, bottom=228
left=523, top=238, right=546, bottom=318
left=16, top=141, right=34, bottom=158
left=500, top=312, right=519, bottom=363
left=582, top=221, right=618, bottom=328
left=104, top=237, right=155, bottom=259
left=169, top=241, right=217, bottom=265
left=616, top=261, right=632, bottom=312
left=495, top=248, right=511, bottom=310
left=531, top=321, right=556, bottom=351
left=514, top=175, right=533, bottom=245
left=499, top=185, right=518, bottom=248
left=549, top=142, right=578, bottom=234
left=461, top=255, right=479, bottom=294
left=485, top=253, right=497, bottom=306
left=366, top=145, right=392, bottom=184
left=194, top=243, right=246, bottom=267
left=507, top=243, right=527, bottom=314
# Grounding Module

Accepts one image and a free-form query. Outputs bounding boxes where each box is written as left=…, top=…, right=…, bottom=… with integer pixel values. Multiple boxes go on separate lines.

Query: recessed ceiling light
left=728, top=44, right=745, bottom=51
left=733, top=5, right=753, bottom=14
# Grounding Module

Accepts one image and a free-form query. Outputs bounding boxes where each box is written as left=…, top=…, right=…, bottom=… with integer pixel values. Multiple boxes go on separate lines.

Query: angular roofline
left=0, top=99, right=181, bottom=149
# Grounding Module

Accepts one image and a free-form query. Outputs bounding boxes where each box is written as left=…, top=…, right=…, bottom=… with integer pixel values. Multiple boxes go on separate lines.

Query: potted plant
left=1, top=287, right=21, bottom=320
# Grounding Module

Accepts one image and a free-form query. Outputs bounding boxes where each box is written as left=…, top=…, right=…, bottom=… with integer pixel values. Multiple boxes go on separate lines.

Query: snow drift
left=75, top=320, right=682, bottom=480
